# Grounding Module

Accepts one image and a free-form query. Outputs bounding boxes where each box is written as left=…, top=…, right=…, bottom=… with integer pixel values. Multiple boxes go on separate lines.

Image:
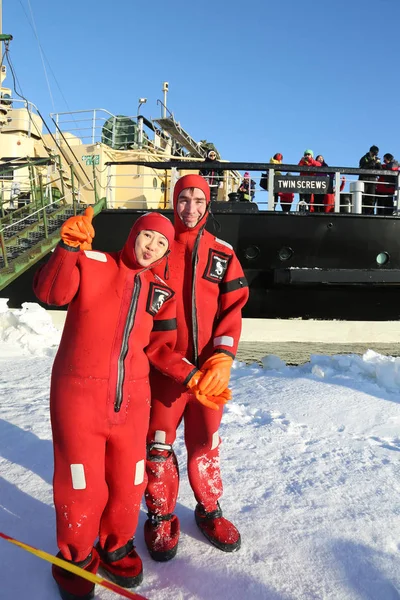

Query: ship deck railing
left=50, top=108, right=157, bottom=149
left=0, top=165, right=105, bottom=287
left=1, top=97, right=42, bottom=138
left=101, top=160, right=400, bottom=216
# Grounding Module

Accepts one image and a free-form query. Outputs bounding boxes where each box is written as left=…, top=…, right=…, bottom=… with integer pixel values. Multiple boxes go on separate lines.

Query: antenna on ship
left=0, top=0, right=2, bottom=59
left=0, top=0, right=13, bottom=73
left=162, top=81, right=169, bottom=117
left=0, top=0, right=13, bottom=124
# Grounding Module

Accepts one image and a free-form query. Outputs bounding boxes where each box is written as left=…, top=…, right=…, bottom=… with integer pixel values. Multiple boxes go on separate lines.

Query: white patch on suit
left=211, top=432, right=220, bottom=450
left=70, top=464, right=86, bottom=490
left=214, top=335, right=234, bottom=347
left=134, top=459, right=145, bottom=485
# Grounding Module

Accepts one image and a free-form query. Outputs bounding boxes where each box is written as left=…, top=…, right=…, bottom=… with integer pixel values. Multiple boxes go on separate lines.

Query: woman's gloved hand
left=60, top=206, right=95, bottom=249
left=197, top=353, right=234, bottom=396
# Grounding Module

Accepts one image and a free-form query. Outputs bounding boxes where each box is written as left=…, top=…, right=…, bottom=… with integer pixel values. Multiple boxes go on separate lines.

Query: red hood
left=173, top=174, right=211, bottom=237
left=121, top=212, right=175, bottom=269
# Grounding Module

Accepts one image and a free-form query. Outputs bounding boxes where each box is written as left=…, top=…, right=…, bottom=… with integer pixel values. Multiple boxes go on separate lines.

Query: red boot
left=96, top=538, right=143, bottom=588
left=195, top=503, right=241, bottom=552
left=144, top=512, right=180, bottom=562
left=52, top=549, right=100, bottom=600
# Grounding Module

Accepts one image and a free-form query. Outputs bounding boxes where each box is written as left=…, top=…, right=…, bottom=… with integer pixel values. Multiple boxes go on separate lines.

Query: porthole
left=376, top=252, right=390, bottom=266
left=153, top=177, right=158, bottom=189
left=278, top=246, right=293, bottom=261
left=244, top=245, right=260, bottom=260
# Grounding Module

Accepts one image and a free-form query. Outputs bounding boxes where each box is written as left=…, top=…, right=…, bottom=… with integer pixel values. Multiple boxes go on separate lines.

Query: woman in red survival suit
left=33, top=208, right=220, bottom=600
left=144, top=174, right=249, bottom=563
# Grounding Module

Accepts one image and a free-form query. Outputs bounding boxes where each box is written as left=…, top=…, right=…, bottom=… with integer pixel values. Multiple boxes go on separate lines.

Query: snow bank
left=0, top=299, right=61, bottom=356
left=260, top=349, right=400, bottom=395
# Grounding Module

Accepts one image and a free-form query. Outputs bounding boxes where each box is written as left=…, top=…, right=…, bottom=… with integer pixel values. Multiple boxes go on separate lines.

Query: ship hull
left=3, top=206, right=400, bottom=320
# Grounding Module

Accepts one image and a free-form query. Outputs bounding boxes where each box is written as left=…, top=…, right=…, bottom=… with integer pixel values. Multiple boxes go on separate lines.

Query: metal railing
left=1, top=96, right=42, bottom=138
left=50, top=108, right=153, bottom=148
left=102, top=160, right=398, bottom=216
left=102, top=163, right=241, bottom=209
left=0, top=163, right=103, bottom=271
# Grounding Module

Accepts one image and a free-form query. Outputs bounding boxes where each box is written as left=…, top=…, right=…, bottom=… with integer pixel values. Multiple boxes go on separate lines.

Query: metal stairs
left=153, top=117, right=207, bottom=158
left=0, top=197, right=106, bottom=291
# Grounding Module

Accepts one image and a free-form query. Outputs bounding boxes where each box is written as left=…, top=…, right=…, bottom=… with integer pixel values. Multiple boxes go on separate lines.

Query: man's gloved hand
left=187, top=371, right=232, bottom=410
left=60, top=206, right=95, bottom=249
left=194, top=388, right=232, bottom=411
left=187, top=370, right=203, bottom=391
left=197, top=353, right=234, bottom=396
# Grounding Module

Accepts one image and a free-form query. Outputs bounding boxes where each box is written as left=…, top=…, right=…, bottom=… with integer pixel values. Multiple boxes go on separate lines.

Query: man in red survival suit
left=144, top=174, right=249, bottom=561
left=33, top=208, right=220, bottom=600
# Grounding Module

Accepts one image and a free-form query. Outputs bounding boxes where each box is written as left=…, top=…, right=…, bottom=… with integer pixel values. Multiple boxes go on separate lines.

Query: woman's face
left=134, top=230, right=168, bottom=267
left=316, top=155, right=324, bottom=163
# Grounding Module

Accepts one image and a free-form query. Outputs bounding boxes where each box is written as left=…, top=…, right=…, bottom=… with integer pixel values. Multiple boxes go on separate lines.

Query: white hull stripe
left=214, top=335, right=234, bottom=347
left=70, top=464, right=86, bottom=490
left=211, top=432, right=219, bottom=450
left=84, top=250, right=107, bottom=262
left=134, top=459, right=145, bottom=486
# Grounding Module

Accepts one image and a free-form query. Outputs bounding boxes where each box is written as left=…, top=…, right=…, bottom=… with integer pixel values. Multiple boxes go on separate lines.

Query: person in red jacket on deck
left=298, top=149, right=321, bottom=210
left=144, top=174, right=249, bottom=562
left=33, top=209, right=219, bottom=600
left=313, top=155, right=346, bottom=213
left=376, top=153, right=399, bottom=215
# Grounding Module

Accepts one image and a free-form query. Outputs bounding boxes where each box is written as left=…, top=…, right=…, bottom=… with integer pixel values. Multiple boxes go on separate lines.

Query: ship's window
left=244, top=246, right=260, bottom=260
left=376, top=252, right=389, bottom=266
left=278, top=246, right=293, bottom=261
left=153, top=177, right=157, bottom=189
left=0, top=166, right=14, bottom=181
left=161, top=182, right=166, bottom=194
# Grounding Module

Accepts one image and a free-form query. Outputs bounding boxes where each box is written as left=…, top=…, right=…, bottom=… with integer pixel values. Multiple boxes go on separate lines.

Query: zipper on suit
left=191, top=229, right=202, bottom=367
left=114, top=274, right=142, bottom=412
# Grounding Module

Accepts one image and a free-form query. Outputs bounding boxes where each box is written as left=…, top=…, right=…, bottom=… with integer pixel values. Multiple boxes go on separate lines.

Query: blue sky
left=3, top=0, right=400, bottom=168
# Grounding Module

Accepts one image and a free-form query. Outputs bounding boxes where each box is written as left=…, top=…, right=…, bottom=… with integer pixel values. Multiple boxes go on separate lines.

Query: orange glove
left=193, top=387, right=232, bottom=411
left=60, top=206, right=95, bottom=249
left=197, top=353, right=234, bottom=396
left=195, top=387, right=232, bottom=410
left=187, top=370, right=203, bottom=390
left=187, top=372, right=232, bottom=410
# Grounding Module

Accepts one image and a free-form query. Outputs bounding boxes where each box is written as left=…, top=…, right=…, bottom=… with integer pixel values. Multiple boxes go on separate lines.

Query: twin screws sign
left=274, top=175, right=331, bottom=194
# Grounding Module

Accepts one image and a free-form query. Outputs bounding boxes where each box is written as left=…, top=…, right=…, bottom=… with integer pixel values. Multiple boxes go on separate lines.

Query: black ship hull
left=3, top=205, right=400, bottom=320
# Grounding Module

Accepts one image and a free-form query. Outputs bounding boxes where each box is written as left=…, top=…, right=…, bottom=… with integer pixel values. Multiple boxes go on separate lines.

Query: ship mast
left=0, top=0, right=13, bottom=86
left=0, top=0, right=3, bottom=61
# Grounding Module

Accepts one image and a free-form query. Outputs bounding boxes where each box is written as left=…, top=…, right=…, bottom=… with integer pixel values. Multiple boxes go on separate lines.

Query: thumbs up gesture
left=60, top=206, right=95, bottom=250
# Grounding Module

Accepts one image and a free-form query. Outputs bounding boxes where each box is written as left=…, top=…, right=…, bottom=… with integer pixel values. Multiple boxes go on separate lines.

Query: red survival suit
left=145, top=176, right=249, bottom=535
left=33, top=214, right=198, bottom=565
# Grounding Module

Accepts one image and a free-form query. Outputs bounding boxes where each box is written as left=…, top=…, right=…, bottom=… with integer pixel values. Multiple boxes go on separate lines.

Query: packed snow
left=1, top=301, right=400, bottom=600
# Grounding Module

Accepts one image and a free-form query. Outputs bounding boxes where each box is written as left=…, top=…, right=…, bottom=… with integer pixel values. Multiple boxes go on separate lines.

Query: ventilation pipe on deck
left=162, top=82, right=169, bottom=118
left=350, top=180, right=364, bottom=214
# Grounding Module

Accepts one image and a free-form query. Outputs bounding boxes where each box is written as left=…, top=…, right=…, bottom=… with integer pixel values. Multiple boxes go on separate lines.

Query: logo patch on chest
left=146, top=282, right=174, bottom=316
left=203, top=249, right=231, bottom=282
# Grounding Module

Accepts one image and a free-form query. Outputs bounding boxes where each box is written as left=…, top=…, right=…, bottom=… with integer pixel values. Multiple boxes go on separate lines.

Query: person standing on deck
left=238, top=171, right=256, bottom=201
left=298, top=150, right=322, bottom=210
left=144, top=174, right=249, bottom=562
left=199, top=150, right=225, bottom=202
left=376, top=153, right=399, bottom=215
left=359, top=145, right=381, bottom=214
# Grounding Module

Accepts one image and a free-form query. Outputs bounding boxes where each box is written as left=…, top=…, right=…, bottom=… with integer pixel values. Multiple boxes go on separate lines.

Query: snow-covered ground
left=1, top=301, right=400, bottom=600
